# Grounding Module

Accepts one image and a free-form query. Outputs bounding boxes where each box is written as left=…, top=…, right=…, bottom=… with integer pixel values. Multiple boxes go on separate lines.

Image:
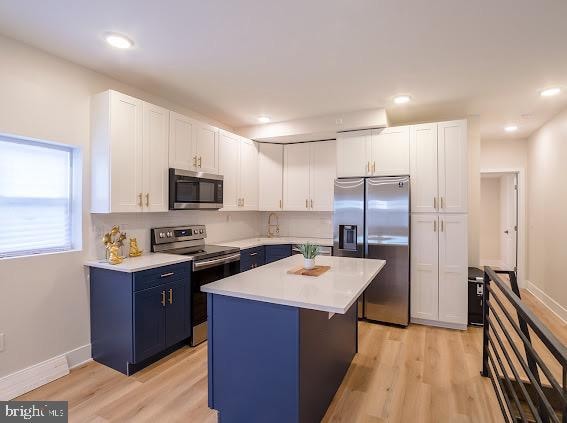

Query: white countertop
left=201, top=255, right=385, bottom=314
left=85, top=253, right=192, bottom=273
left=218, top=236, right=333, bottom=250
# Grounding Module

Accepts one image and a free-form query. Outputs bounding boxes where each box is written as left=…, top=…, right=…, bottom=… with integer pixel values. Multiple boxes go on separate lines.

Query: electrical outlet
left=0, top=333, right=5, bottom=352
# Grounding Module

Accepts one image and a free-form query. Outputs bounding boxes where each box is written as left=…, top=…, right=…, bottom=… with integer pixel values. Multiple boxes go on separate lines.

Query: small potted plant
left=296, top=242, right=320, bottom=270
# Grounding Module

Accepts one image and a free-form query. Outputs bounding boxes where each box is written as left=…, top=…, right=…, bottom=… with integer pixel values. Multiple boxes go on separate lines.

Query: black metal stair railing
left=482, top=266, right=567, bottom=423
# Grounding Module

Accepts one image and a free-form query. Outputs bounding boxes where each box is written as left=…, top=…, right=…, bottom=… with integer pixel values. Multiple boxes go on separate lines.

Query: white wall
left=480, top=177, right=501, bottom=264
left=481, top=137, right=528, bottom=170
left=0, top=34, right=258, bottom=378
left=527, top=108, right=567, bottom=309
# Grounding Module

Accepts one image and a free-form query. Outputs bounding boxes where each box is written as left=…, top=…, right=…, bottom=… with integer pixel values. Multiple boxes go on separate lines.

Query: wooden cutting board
left=287, top=265, right=331, bottom=277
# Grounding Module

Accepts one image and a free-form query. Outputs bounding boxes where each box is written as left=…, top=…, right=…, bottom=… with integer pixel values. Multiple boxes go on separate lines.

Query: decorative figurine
left=102, top=225, right=128, bottom=265
left=128, top=238, right=143, bottom=257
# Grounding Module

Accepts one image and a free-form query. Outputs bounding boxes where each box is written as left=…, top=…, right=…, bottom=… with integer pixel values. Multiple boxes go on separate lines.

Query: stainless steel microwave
left=169, top=169, right=224, bottom=210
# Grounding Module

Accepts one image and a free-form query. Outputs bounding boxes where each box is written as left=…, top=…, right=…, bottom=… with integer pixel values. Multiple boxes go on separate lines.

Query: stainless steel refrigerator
left=333, top=176, right=410, bottom=326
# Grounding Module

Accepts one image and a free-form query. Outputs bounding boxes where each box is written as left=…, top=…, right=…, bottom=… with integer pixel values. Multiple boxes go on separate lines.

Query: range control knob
left=159, top=232, right=165, bottom=238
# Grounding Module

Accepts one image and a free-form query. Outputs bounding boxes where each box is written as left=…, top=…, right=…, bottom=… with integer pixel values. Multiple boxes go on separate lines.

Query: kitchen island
left=201, top=255, right=386, bottom=423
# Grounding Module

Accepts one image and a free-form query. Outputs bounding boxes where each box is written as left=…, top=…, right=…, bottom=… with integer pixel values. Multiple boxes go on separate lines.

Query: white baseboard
left=411, top=317, right=467, bottom=331
left=526, top=280, right=567, bottom=325
left=0, top=343, right=91, bottom=400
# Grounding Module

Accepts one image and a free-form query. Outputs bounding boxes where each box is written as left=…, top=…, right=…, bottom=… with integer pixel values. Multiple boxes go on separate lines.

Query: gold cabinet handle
left=193, top=156, right=197, bottom=167
left=305, top=199, right=308, bottom=208
left=169, top=288, right=173, bottom=304
left=242, top=198, right=245, bottom=207
left=198, top=156, right=202, bottom=168
left=138, top=193, right=143, bottom=208
left=440, top=196, right=444, bottom=209
left=161, top=290, right=166, bottom=307
left=145, top=193, right=150, bottom=207
left=433, top=220, right=437, bottom=232
left=367, top=161, right=370, bottom=174
left=372, top=161, right=376, bottom=173
left=310, top=199, right=313, bottom=208
left=279, top=199, right=282, bottom=209
left=433, top=197, right=437, bottom=210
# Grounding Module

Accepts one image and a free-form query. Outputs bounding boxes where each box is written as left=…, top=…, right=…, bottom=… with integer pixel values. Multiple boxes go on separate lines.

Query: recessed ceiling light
left=393, top=95, right=411, bottom=104
left=105, top=33, right=133, bottom=49
left=540, top=87, right=561, bottom=97
left=505, top=125, right=518, bottom=133
left=257, top=116, right=271, bottom=123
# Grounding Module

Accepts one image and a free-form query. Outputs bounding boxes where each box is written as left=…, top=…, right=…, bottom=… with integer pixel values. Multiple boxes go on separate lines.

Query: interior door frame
left=480, top=168, right=526, bottom=288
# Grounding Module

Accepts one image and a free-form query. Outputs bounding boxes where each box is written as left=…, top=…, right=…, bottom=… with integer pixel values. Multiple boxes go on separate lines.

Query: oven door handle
left=193, top=253, right=241, bottom=271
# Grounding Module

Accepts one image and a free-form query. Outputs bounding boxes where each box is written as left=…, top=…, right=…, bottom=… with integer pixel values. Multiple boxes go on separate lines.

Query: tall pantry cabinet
left=410, top=119, right=468, bottom=328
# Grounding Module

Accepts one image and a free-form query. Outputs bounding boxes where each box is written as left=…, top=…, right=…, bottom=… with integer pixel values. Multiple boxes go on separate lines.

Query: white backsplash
left=259, top=212, right=333, bottom=239
left=90, top=211, right=261, bottom=260
left=90, top=210, right=333, bottom=260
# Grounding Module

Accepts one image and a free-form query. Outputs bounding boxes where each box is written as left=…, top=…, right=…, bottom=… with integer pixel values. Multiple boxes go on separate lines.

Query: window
left=0, top=136, right=74, bottom=258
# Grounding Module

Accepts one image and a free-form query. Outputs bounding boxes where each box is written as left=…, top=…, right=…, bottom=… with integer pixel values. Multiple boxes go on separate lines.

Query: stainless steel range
left=151, top=225, right=240, bottom=346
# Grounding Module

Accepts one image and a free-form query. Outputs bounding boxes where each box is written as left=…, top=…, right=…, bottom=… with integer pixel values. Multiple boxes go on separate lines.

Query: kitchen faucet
left=267, top=212, right=280, bottom=238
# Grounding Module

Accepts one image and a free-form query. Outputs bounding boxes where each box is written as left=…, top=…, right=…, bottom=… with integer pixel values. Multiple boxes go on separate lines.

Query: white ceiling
left=0, top=0, right=566, bottom=139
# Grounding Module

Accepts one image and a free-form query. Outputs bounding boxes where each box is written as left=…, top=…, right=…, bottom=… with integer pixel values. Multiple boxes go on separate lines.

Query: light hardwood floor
left=18, top=289, right=564, bottom=423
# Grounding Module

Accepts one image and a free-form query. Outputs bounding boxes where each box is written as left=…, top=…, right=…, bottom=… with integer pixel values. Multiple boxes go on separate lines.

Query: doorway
left=480, top=172, right=518, bottom=272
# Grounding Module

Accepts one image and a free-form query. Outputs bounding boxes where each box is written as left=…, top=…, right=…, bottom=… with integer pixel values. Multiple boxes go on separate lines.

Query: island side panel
left=208, top=294, right=300, bottom=423
left=299, top=303, right=357, bottom=423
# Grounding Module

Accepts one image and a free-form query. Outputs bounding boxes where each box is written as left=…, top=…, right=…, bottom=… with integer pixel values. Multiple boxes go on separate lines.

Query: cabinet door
left=239, top=139, right=259, bottom=210
left=258, top=143, right=283, bottom=211
left=371, top=126, right=410, bottom=176
left=169, top=112, right=195, bottom=171
left=283, top=143, right=311, bottom=210
left=410, top=214, right=439, bottom=321
left=336, top=130, right=371, bottom=177
left=165, top=279, right=190, bottom=348
left=193, top=122, right=218, bottom=174
left=133, top=286, right=166, bottom=363
left=265, top=245, right=292, bottom=264
left=309, top=140, right=336, bottom=211
left=110, top=91, right=144, bottom=212
left=438, top=214, right=468, bottom=325
left=410, top=123, right=438, bottom=213
left=142, top=102, right=169, bottom=212
left=438, top=120, right=468, bottom=213
left=218, top=131, right=241, bottom=210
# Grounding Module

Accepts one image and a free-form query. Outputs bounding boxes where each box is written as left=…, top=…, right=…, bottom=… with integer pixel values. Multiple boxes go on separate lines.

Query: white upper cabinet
left=168, top=112, right=218, bottom=174
left=410, top=120, right=468, bottom=214
left=438, top=214, right=468, bottom=325
left=218, top=130, right=258, bottom=211
left=91, top=90, right=168, bottom=213
left=370, top=126, right=410, bottom=176
left=283, top=141, right=336, bottom=211
left=309, top=140, right=336, bottom=211
left=218, top=131, right=241, bottom=210
left=438, top=120, right=468, bottom=213
left=336, top=130, right=370, bottom=177
left=410, top=123, right=438, bottom=213
left=239, top=139, right=259, bottom=210
left=410, top=214, right=440, bottom=321
left=142, top=102, right=169, bottom=212
left=193, top=122, right=218, bottom=174
left=283, top=143, right=311, bottom=211
left=168, top=112, right=194, bottom=171
left=258, top=143, right=284, bottom=211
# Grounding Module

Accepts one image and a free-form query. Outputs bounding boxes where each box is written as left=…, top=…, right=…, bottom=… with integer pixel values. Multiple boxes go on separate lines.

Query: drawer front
left=240, top=247, right=265, bottom=272
left=265, top=244, right=292, bottom=264
left=134, top=262, right=190, bottom=292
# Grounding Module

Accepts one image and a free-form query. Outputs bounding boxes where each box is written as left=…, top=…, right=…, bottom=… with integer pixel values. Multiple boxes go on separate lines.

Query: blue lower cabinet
left=90, top=262, right=191, bottom=375
left=134, top=285, right=167, bottom=363
left=264, top=244, right=292, bottom=264
left=240, top=246, right=265, bottom=272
